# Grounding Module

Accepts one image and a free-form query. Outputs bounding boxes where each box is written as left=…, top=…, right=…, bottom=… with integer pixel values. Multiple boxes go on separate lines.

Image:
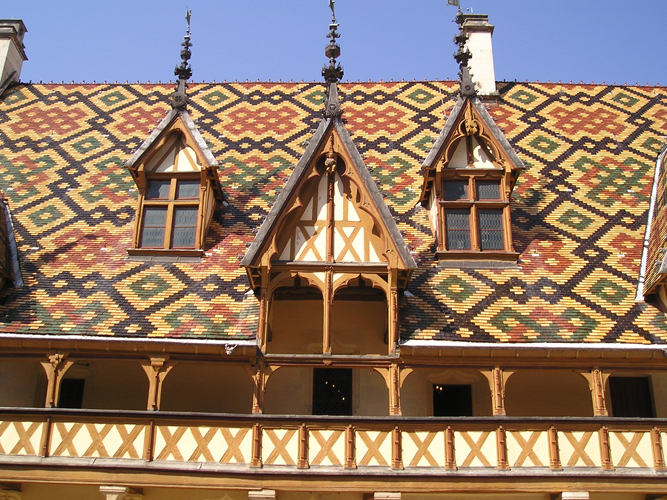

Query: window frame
left=129, top=171, right=206, bottom=258
left=439, top=173, right=512, bottom=257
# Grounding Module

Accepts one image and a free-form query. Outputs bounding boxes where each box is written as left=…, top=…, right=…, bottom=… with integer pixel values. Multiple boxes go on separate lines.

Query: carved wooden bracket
left=39, top=352, right=75, bottom=408
left=140, top=356, right=174, bottom=411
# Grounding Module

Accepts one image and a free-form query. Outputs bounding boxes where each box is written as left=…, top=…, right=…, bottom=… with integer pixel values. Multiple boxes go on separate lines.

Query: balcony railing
left=0, top=408, right=666, bottom=475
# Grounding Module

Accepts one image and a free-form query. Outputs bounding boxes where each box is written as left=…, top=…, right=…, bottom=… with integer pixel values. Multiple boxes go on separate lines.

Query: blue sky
left=5, top=0, right=665, bottom=85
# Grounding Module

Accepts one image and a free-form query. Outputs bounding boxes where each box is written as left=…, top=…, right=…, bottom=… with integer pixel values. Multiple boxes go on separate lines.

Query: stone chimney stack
left=0, top=20, right=27, bottom=94
left=461, top=13, right=498, bottom=99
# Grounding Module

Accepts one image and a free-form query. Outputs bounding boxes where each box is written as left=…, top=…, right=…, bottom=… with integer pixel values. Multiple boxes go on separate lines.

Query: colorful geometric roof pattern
left=0, top=81, right=666, bottom=344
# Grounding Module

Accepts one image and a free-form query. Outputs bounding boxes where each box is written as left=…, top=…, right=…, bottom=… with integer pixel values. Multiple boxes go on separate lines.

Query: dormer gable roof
left=124, top=108, right=224, bottom=203
left=241, top=114, right=417, bottom=276
left=419, top=96, right=525, bottom=205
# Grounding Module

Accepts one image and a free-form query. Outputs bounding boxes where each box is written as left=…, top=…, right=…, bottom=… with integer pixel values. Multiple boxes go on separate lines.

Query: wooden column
left=445, top=426, right=456, bottom=470
left=388, top=268, right=399, bottom=355
left=652, top=426, right=666, bottom=470
left=140, top=356, right=174, bottom=411
left=250, top=361, right=265, bottom=414
left=497, top=425, right=509, bottom=470
left=345, top=424, right=356, bottom=469
left=389, top=363, right=401, bottom=415
left=298, top=423, right=309, bottom=469
left=257, top=259, right=270, bottom=353
left=582, top=367, right=609, bottom=416
left=323, top=268, right=333, bottom=354
left=251, top=422, right=262, bottom=467
left=599, top=425, right=613, bottom=470
left=39, top=353, right=74, bottom=408
left=483, top=367, right=511, bottom=416
left=323, top=146, right=336, bottom=355
left=548, top=425, right=562, bottom=470
left=392, top=425, right=403, bottom=469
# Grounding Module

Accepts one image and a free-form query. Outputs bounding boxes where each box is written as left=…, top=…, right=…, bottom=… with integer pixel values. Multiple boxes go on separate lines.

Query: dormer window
left=419, top=98, right=523, bottom=262
left=125, top=111, right=224, bottom=260
left=140, top=178, right=200, bottom=249
left=442, top=177, right=509, bottom=252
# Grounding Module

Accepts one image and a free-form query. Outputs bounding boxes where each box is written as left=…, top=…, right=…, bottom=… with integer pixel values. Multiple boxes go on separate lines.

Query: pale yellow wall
left=269, top=299, right=323, bottom=354
left=20, top=483, right=248, bottom=500
left=505, top=370, right=593, bottom=417
left=0, top=359, right=45, bottom=407
left=161, top=362, right=252, bottom=414
left=64, top=360, right=148, bottom=411
left=264, top=366, right=311, bottom=415
left=331, top=300, right=386, bottom=355
left=356, top=369, right=389, bottom=416
left=400, top=368, right=492, bottom=417
left=649, top=371, right=667, bottom=417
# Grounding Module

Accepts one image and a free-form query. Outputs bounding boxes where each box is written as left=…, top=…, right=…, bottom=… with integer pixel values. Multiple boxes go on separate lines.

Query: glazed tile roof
left=0, top=81, right=666, bottom=344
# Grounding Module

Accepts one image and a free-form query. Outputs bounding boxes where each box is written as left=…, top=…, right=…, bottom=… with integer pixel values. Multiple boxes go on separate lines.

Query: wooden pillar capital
left=99, top=486, right=143, bottom=500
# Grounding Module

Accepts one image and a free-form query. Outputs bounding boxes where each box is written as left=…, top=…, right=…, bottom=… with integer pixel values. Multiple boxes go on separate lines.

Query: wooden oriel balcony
left=1, top=409, right=666, bottom=478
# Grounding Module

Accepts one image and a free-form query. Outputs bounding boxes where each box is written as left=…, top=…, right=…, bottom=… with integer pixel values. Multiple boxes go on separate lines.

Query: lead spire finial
left=322, top=0, right=344, bottom=117
left=170, top=9, right=193, bottom=109
left=453, top=9, right=476, bottom=97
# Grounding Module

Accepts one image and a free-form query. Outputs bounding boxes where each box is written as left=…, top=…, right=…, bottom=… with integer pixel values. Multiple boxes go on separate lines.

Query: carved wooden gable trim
left=273, top=134, right=387, bottom=265
left=243, top=117, right=416, bottom=279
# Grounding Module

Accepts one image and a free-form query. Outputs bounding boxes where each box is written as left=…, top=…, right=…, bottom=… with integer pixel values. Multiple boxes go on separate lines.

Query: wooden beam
left=388, top=268, right=399, bottom=355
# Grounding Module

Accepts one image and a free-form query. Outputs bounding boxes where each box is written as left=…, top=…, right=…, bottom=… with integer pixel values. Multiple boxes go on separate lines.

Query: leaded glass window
left=446, top=209, right=471, bottom=250
left=478, top=209, right=504, bottom=250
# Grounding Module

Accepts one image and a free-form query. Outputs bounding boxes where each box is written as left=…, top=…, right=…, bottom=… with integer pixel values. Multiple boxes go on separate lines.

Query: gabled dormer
left=124, top=23, right=224, bottom=259
left=242, top=13, right=416, bottom=355
left=419, top=13, right=523, bottom=261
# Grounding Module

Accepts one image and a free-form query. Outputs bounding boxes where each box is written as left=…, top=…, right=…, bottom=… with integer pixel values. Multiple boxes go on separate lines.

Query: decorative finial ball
left=325, top=42, right=340, bottom=60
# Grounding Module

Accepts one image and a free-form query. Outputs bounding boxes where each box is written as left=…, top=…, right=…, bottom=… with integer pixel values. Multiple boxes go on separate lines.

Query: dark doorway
left=433, top=384, right=473, bottom=417
left=609, top=377, right=654, bottom=418
left=313, top=368, right=352, bottom=416
left=59, top=379, right=85, bottom=409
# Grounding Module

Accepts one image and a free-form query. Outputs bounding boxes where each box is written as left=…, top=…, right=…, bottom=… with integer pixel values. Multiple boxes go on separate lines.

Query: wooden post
left=593, top=367, right=608, bottom=416
left=144, top=420, right=155, bottom=461
left=388, top=268, right=399, bottom=355
left=392, top=426, right=403, bottom=470
left=298, top=423, right=309, bottom=469
left=548, top=425, right=561, bottom=470
left=323, top=268, right=333, bottom=354
left=257, top=267, right=269, bottom=353
left=39, top=353, right=74, bottom=408
left=251, top=361, right=265, bottom=414
left=251, top=422, right=262, bottom=467
left=497, top=425, right=509, bottom=470
left=445, top=426, right=456, bottom=470
left=652, top=427, right=665, bottom=470
left=483, top=367, right=510, bottom=416
left=345, top=424, right=356, bottom=469
left=599, top=426, right=613, bottom=471
left=140, top=356, right=174, bottom=411
left=389, top=363, right=401, bottom=415
left=39, top=416, right=52, bottom=458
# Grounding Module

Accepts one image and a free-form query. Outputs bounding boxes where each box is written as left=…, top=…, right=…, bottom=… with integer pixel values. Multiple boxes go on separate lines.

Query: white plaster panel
left=609, top=431, right=651, bottom=468
left=402, top=430, right=445, bottom=467
left=506, top=430, right=549, bottom=467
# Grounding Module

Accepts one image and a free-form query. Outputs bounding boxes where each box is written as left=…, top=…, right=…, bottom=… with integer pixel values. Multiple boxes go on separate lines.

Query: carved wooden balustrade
left=0, top=409, right=665, bottom=475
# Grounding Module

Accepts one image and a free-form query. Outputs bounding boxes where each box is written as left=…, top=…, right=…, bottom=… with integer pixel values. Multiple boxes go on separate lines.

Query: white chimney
left=461, top=14, right=498, bottom=98
left=0, top=20, right=27, bottom=94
